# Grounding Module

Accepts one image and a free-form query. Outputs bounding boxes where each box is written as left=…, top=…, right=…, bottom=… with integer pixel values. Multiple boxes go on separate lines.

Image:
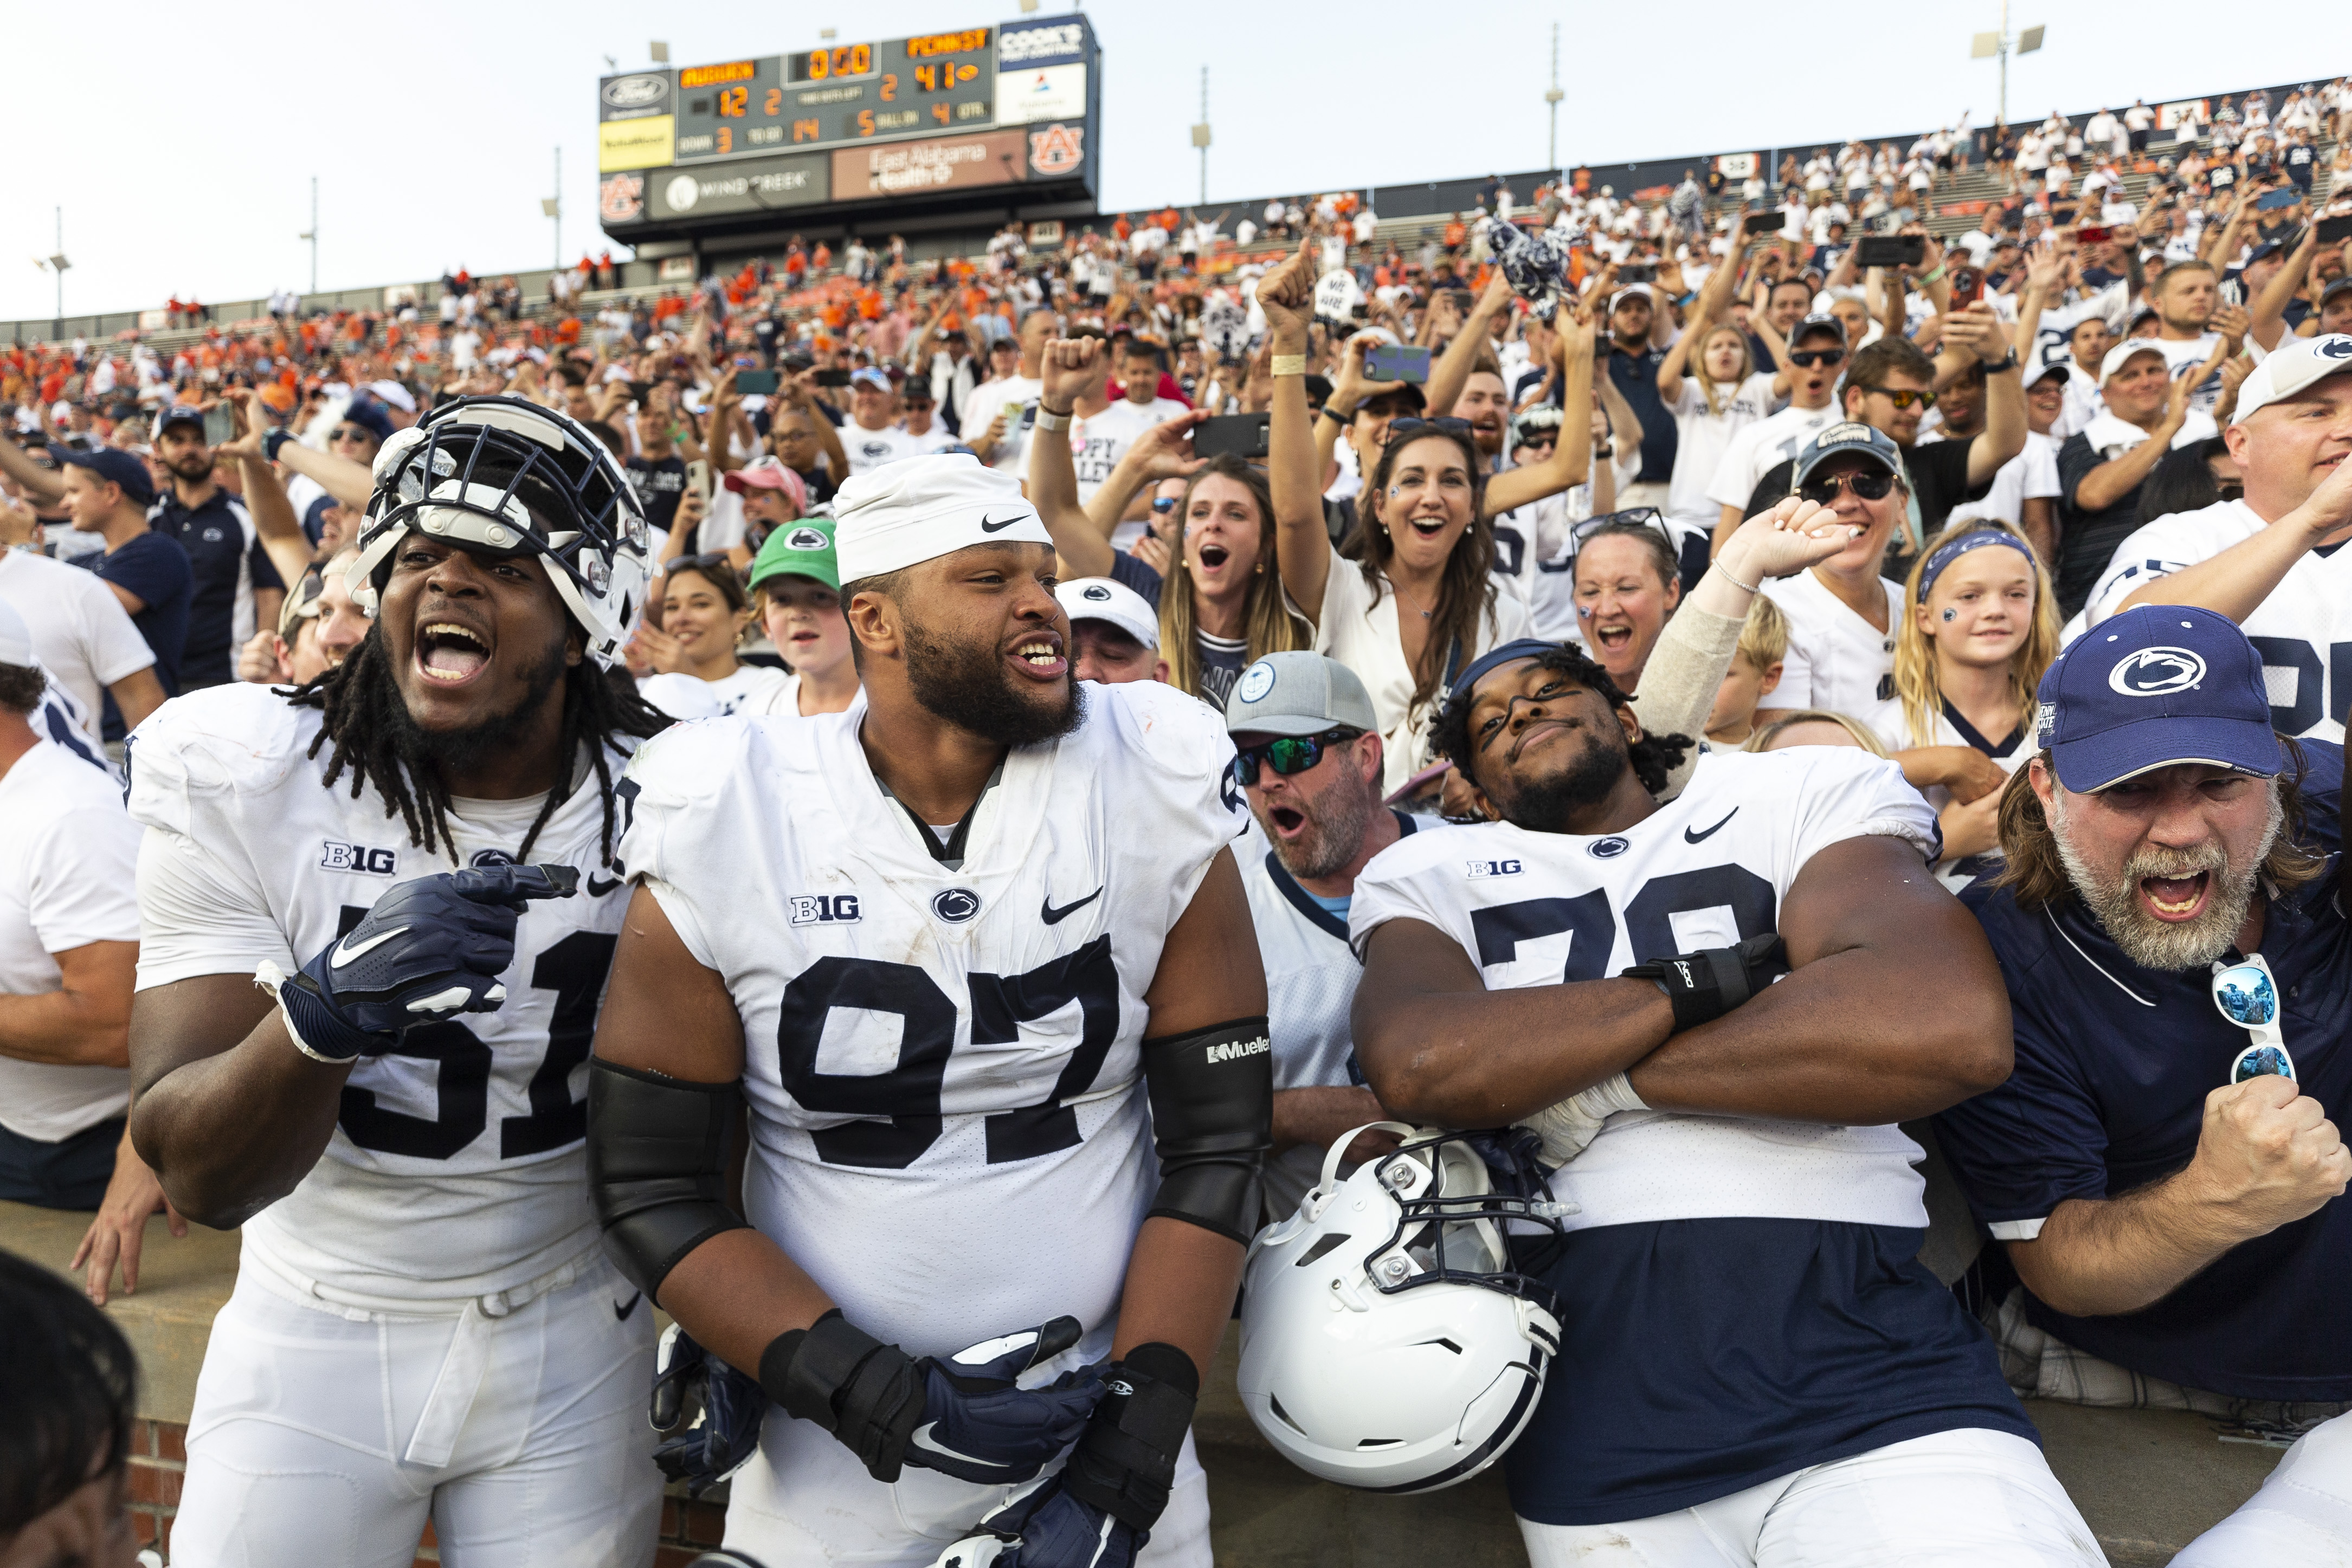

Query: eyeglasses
left=665, top=552, right=738, bottom=577
left=331, top=425, right=374, bottom=444
left=2212, top=953, right=2295, bottom=1085
left=1384, top=417, right=1474, bottom=443
left=1787, top=348, right=1846, bottom=369
left=1859, top=384, right=1938, bottom=410
left=1568, top=506, right=1674, bottom=553
left=1798, top=469, right=1898, bottom=505
left=1229, top=727, right=1362, bottom=787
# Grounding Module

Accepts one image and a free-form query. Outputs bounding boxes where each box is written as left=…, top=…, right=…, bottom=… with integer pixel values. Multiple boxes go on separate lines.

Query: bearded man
left=1937, top=601, right=2352, bottom=1567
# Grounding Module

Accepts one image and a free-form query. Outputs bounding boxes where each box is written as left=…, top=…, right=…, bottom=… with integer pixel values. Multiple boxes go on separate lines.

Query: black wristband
left=758, top=1309, right=925, bottom=1481
left=1622, top=933, right=1787, bottom=1032
left=263, top=426, right=293, bottom=462
left=1060, top=1343, right=1198, bottom=1533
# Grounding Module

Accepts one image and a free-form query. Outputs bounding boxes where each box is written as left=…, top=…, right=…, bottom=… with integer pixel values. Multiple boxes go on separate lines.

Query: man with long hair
left=124, top=397, right=672, bottom=1565
left=1348, top=629, right=2104, bottom=1563
left=1936, top=603, right=2352, bottom=1567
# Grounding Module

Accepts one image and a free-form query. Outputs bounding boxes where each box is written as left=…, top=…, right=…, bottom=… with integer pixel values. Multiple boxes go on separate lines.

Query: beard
left=388, top=632, right=570, bottom=778
left=1265, top=778, right=1378, bottom=882
left=904, top=616, right=1081, bottom=748
left=167, top=449, right=216, bottom=484
left=2050, top=785, right=2281, bottom=971
left=1492, top=728, right=1627, bottom=831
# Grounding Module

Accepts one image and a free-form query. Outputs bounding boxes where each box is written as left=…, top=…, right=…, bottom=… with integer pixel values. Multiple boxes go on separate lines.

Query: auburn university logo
left=600, top=175, right=645, bottom=224
left=1029, top=124, right=1084, bottom=177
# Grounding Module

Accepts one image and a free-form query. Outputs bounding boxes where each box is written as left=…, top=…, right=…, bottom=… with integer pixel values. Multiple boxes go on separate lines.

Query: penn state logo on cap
left=1082, top=584, right=1112, bottom=602
left=2108, top=646, right=2206, bottom=696
left=784, top=526, right=829, bottom=551
left=932, top=888, right=982, bottom=923
left=1236, top=661, right=1277, bottom=704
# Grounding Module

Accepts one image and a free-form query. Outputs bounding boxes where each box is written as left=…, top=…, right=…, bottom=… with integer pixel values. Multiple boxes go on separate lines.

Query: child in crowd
left=1702, top=593, right=1787, bottom=750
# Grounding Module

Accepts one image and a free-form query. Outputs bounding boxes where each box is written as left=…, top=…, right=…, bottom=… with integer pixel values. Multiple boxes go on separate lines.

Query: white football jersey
left=1349, top=747, right=1938, bottom=1234
left=125, top=683, right=637, bottom=1302
left=2080, top=498, right=2352, bottom=741
left=617, top=681, right=1247, bottom=1360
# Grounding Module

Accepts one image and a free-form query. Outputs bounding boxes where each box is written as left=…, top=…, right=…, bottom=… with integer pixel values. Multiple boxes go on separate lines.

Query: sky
left=3, top=1, right=2336, bottom=324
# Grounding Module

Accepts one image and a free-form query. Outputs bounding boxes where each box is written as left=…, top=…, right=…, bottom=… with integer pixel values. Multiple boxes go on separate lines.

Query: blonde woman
left=1028, top=339, right=1307, bottom=705
left=1867, top=521, right=2060, bottom=881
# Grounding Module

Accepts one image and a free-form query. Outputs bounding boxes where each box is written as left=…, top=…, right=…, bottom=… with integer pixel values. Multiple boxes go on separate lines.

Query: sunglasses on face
left=1151, top=496, right=1179, bottom=513
left=1860, top=384, right=1938, bottom=410
left=1787, top=348, right=1846, bottom=369
left=2212, top=953, right=2296, bottom=1085
left=1230, top=727, right=1361, bottom=787
left=1385, top=417, right=1474, bottom=443
left=1798, top=468, right=1897, bottom=505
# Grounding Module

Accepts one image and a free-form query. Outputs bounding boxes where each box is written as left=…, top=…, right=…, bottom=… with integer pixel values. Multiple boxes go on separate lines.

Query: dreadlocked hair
left=285, top=625, right=670, bottom=868
left=1429, top=641, right=1691, bottom=798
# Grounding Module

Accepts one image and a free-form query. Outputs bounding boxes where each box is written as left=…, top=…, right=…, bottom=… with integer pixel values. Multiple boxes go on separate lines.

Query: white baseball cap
left=368, top=380, right=417, bottom=414
left=1055, top=577, right=1158, bottom=650
left=2097, top=340, right=2170, bottom=388
left=2229, top=334, right=2352, bottom=427
left=0, top=597, right=34, bottom=668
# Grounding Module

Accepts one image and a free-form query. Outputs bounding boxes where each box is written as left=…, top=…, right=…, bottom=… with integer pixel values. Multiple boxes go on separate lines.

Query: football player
left=125, top=397, right=671, bottom=1567
left=1347, top=634, right=2107, bottom=1564
left=588, top=454, right=1272, bottom=1567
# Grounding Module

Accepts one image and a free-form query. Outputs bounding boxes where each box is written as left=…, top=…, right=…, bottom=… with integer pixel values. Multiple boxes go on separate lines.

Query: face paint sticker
left=1942, top=608, right=1958, bottom=621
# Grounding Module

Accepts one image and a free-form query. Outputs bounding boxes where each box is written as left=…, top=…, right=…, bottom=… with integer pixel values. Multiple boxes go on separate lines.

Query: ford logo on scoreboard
left=602, top=73, right=671, bottom=111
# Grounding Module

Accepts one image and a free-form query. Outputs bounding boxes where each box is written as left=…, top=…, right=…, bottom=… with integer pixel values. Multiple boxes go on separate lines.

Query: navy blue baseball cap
left=46, top=444, right=156, bottom=506
left=2035, top=604, right=2282, bottom=793
left=1792, top=421, right=1902, bottom=484
left=339, top=398, right=395, bottom=444
left=155, top=403, right=206, bottom=436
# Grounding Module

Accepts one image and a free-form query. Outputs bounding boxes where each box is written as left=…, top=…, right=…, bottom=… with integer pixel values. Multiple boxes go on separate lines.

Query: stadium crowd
left=5, top=76, right=2352, bottom=1568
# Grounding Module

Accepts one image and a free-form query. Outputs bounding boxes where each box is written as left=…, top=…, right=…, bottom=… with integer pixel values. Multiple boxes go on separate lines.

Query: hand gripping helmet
left=346, top=396, right=650, bottom=667
left=1238, top=1125, right=1573, bottom=1493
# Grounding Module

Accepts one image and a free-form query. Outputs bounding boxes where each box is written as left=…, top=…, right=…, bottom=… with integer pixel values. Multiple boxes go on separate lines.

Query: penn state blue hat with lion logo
left=2035, top=603, right=2281, bottom=793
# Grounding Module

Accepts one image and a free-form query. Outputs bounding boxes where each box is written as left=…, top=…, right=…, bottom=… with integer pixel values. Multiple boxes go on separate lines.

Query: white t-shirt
left=617, top=680, right=1245, bottom=1364
left=1944, top=429, right=2062, bottom=530
left=839, top=421, right=929, bottom=476
left=1350, top=747, right=1937, bottom=1231
left=0, top=740, right=140, bottom=1143
left=1072, top=397, right=1188, bottom=502
left=1704, top=403, right=1841, bottom=517
left=1303, top=541, right=1531, bottom=795
left=0, top=550, right=156, bottom=747
left=2079, top=499, right=2352, bottom=741
left=1664, top=373, right=1782, bottom=527
left=1759, top=570, right=1904, bottom=719
left=895, top=420, right=961, bottom=458
left=961, top=375, right=1045, bottom=474
left=637, top=663, right=796, bottom=720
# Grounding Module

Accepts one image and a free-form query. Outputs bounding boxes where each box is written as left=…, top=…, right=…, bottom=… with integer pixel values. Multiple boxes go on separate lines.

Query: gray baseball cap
left=1225, top=651, right=1378, bottom=739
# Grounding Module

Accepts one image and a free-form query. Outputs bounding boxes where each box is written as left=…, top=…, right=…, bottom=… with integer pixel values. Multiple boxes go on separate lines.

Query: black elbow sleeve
left=1141, top=1016, right=1273, bottom=1244
left=587, top=1056, right=750, bottom=1299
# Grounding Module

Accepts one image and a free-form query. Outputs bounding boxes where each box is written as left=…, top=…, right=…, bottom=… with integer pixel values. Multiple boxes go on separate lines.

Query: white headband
left=832, top=454, right=1053, bottom=583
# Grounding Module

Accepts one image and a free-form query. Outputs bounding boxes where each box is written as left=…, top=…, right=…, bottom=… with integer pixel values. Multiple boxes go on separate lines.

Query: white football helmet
left=1238, top=1124, right=1572, bottom=1493
left=347, top=396, right=650, bottom=667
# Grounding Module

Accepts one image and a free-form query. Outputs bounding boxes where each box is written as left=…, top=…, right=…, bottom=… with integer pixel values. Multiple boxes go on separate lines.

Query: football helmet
left=1238, top=1124, right=1571, bottom=1493
left=347, top=396, right=650, bottom=667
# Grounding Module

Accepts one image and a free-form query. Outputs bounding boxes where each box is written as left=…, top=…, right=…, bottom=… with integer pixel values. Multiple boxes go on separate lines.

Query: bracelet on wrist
left=1713, top=559, right=1761, bottom=595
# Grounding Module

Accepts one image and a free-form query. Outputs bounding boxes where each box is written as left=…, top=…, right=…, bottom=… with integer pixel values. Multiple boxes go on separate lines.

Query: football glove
left=274, top=863, right=576, bottom=1061
left=762, top=1311, right=1103, bottom=1485
left=650, top=1324, right=768, bottom=1497
left=926, top=1476, right=1144, bottom=1568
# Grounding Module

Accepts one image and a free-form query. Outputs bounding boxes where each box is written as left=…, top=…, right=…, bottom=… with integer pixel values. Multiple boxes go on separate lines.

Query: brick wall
left=123, top=1418, right=726, bottom=1566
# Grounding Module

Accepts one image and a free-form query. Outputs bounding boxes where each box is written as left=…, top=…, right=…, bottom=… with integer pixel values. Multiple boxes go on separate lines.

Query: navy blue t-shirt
left=149, top=488, right=283, bottom=688
left=1604, top=342, right=1677, bottom=488
left=1505, top=1218, right=2034, bottom=1524
left=91, top=533, right=194, bottom=698
left=1938, top=741, right=2350, bottom=1402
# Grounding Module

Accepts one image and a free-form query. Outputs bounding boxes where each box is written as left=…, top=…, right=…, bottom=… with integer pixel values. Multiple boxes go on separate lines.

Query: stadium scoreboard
left=597, top=15, right=1099, bottom=242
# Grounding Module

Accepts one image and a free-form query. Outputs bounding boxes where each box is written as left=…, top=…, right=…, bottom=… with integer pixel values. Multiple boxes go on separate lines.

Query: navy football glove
left=763, top=1311, right=1103, bottom=1485
left=650, top=1325, right=768, bottom=1497
left=276, top=863, right=577, bottom=1061
left=926, top=1477, right=1144, bottom=1568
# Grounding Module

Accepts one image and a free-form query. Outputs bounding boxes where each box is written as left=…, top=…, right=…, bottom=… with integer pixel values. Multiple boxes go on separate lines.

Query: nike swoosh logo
left=907, top=1423, right=989, bottom=1465
left=614, top=1292, right=642, bottom=1322
left=1684, top=809, right=1738, bottom=844
left=331, top=926, right=410, bottom=967
left=978, top=511, right=1024, bottom=533
left=1041, top=887, right=1103, bottom=925
left=587, top=874, right=623, bottom=898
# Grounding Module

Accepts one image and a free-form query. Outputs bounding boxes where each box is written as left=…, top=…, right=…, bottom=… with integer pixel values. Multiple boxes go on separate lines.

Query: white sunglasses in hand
left=2211, top=952, right=2295, bottom=1085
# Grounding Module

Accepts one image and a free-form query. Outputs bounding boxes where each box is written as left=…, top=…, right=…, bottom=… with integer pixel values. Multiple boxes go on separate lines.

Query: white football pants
left=1517, top=1428, right=2108, bottom=1567
left=170, top=1249, right=660, bottom=1568
left=2172, top=1409, right=2352, bottom=1565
